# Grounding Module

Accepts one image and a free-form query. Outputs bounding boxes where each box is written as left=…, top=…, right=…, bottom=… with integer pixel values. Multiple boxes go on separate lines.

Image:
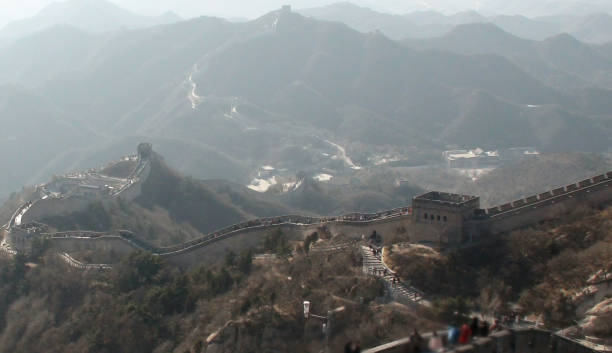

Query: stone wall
left=471, top=174, right=612, bottom=237
left=40, top=215, right=414, bottom=269
left=26, top=170, right=612, bottom=269
left=162, top=215, right=413, bottom=268
left=49, top=235, right=140, bottom=257
left=9, top=167, right=612, bottom=269
left=412, top=193, right=480, bottom=244
left=485, top=174, right=610, bottom=217
left=113, top=160, right=150, bottom=202
left=18, top=158, right=150, bottom=226
left=362, top=328, right=596, bottom=353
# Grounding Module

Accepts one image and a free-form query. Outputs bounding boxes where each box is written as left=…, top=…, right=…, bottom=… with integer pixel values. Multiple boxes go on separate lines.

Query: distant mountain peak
left=584, top=12, right=612, bottom=21
left=445, top=22, right=520, bottom=42
left=324, top=1, right=367, bottom=10
left=0, top=0, right=181, bottom=39
left=452, top=10, right=487, bottom=22
left=544, top=31, right=581, bottom=44
left=450, top=21, right=502, bottom=33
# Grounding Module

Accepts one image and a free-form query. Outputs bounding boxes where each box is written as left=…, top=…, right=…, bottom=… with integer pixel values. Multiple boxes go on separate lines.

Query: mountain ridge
left=0, top=8, right=611, bottom=199
left=0, top=0, right=182, bottom=39
left=299, top=2, right=612, bottom=43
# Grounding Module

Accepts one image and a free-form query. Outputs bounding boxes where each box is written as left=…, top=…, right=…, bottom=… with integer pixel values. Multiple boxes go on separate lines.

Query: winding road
left=187, top=64, right=203, bottom=110
left=325, top=140, right=362, bottom=170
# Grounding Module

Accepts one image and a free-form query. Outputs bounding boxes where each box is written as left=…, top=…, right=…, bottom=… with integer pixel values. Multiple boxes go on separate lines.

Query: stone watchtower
left=411, top=192, right=481, bottom=244
left=137, top=142, right=153, bottom=159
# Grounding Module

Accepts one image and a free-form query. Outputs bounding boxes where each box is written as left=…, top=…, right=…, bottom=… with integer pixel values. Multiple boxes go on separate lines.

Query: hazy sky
left=1, top=0, right=610, bottom=29
left=0, top=0, right=480, bottom=28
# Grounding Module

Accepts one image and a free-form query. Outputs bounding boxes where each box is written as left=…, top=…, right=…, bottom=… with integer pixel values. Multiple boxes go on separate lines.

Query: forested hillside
left=0, top=246, right=439, bottom=353
left=388, top=203, right=612, bottom=331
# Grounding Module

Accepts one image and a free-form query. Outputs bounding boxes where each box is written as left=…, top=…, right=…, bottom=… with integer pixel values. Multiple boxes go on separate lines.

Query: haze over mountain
left=1, top=2, right=612, bottom=200
left=0, top=0, right=181, bottom=40
left=299, top=2, right=612, bottom=43
left=403, top=23, right=612, bottom=90
left=1, top=2, right=612, bottom=352
left=478, top=0, right=612, bottom=17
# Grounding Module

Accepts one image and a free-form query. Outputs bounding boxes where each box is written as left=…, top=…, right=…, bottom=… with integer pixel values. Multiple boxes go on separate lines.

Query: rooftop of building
left=443, top=147, right=540, bottom=161
left=444, top=148, right=499, bottom=160
left=414, top=191, right=479, bottom=206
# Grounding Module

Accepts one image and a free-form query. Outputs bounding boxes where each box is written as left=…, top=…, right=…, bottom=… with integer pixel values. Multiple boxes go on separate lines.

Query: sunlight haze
left=4, top=0, right=611, bottom=29
left=1, top=0, right=612, bottom=351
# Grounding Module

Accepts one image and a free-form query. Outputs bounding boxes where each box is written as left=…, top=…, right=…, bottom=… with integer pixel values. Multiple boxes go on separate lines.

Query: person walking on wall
left=428, top=331, right=444, bottom=352
left=410, top=329, right=423, bottom=353
left=458, top=324, right=472, bottom=344
left=448, top=325, right=460, bottom=345
left=470, top=317, right=479, bottom=338
left=479, top=320, right=490, bottom=336
left=490, top=319, right=501, bottom=333
left=344, top=341, right=361, bottom=353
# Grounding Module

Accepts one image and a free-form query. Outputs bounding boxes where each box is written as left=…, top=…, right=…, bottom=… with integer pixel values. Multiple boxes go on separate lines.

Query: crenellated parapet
left=471, top=172, right=612, bottom=237
left=362, top=328, right=597, bottom=353
left=485, top=173, right=612, bottom=218
left=38, top=211, right=413, bottom=268
left=5, top=150, right=612, bottom=270
left=4, top=144, right=153, bottom=253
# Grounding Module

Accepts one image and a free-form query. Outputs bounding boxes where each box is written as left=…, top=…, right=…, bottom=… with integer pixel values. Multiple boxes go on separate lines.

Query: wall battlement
left=5, top=148, right=612, bottom=269
left=485, top=173, right=611, bottom=217
left=362, top=328, right=597, bottom=353
left=414, top=191, right=479, bottom=207
left=4, top=144, right=153, bottom=252
left=40, top=212, right=414, bottom=267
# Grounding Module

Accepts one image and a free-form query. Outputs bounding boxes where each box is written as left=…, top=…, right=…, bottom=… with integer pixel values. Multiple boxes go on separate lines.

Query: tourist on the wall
left=410, top=329, right=423, bottom=353
left=458, top=323, right=472, bottom=344
left=479, top=320, right=490, bottom=336
left=428, top=331, right=444, bottom=352
left=490, top=319, right=502, bottom=332
left=447, top=325, right=460, bottom=345
left=344, top=341, right=361, bottom=353
left=470, top=317, right=479, bottom=338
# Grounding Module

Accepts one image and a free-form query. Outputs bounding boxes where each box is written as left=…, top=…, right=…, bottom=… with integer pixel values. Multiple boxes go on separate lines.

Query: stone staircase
left=360, top=245, right=426, bottom=306
left=253, top=239, right=357, bottom=261
left=309, top=239, right=357, bottom=253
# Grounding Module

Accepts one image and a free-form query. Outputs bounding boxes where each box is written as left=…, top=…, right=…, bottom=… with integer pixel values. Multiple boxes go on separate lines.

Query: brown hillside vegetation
left=0, top=248, right=442, bottom=353
left=136, top=154, right=295, bottom=234
left=388, top=205, right=612, bottom=328
left=39, top=154, right=299, bottom=247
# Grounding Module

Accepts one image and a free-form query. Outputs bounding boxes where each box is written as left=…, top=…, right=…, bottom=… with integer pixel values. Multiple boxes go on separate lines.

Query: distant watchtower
left=412, top=191, right=480, bottom=244
left=281, top=5, right=291, bottom=12
left=137, top=142, right=153, bottom=159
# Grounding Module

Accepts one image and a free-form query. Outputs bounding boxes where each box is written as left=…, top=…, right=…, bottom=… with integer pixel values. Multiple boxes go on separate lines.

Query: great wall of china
left=0, top=145, right=608, bottom=352
left=2, top=144, right=612, bottom=270
left=362, top=327, right=598, bottom=353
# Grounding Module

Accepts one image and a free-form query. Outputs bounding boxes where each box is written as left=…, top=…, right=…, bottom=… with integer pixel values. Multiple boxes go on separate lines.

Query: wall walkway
left=473, top=172, right=612, bottom=236
left=6, top=166, right=612, bottom=269
left=362, top=328, right=598, bottom=353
